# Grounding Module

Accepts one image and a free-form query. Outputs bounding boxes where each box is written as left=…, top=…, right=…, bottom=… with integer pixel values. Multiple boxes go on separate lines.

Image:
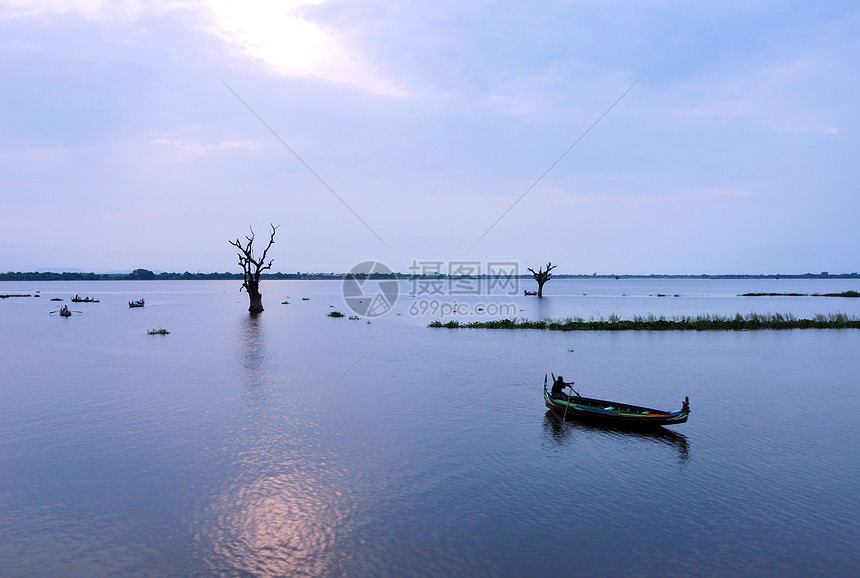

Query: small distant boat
left=524, top=290, right=537, bottom=296
left=59, top=305, right=72, bottom=317
left=128, top=299, right=145, bottom=308
left=544, top=377, right=689, bottom=428
left=71, top=295, right=99, bottom=303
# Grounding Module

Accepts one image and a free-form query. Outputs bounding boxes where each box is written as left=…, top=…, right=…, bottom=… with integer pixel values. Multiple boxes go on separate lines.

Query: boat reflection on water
left=542, top=411, right=690, bottom=465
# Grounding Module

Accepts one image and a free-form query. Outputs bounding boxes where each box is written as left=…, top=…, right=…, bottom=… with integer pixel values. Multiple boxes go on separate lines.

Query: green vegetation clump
left=51, top=297, right=63, bottom=301
left=127, top=268, right=157, bottom=280
left=429, top=313, right=860, bottom=331
left=741, top=291, right=860, bottom=298
left=741, top=292, right=806, bottom=297
left=327, top=311, right=345, bottom=318
left=0, top=294, right=32, bottom=299
left=821, top=290, right=860, bottom=298
left=148, top=328, right=170, bottom=335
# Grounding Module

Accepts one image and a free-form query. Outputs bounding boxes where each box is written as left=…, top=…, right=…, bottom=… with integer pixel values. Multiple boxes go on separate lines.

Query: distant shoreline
left=2, top=270, right=859, bottom=282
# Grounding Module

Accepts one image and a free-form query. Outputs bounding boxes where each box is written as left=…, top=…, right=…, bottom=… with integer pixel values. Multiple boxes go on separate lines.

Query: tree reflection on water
left=238, top=313, right=265, bottom=372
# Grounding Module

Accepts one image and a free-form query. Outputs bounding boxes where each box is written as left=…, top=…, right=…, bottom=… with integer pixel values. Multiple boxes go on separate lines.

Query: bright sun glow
left=204, top=0, right=330, bottom=75
left=203, top=0, right=410, bottom=96
left=0, top=0, right=409, bottom=96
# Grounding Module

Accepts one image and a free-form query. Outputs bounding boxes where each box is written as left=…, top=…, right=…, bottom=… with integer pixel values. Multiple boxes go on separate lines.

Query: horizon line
left=2, top=270, right=858, bottom=279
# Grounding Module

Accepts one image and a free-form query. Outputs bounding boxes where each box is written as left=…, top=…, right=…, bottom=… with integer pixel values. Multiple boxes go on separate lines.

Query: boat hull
left=544, top=387, right=689, bottom=427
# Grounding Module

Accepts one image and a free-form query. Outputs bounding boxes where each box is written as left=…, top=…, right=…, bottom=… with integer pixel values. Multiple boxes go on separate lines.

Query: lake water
left=2, top=278, right=859, bottom=576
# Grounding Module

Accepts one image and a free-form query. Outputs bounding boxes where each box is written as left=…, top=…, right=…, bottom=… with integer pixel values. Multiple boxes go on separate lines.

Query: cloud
left=665, top=13, right=860, bottom=136
left=669, top=97, right=758, bottom=122
left=537, top=185, right=757, bottom=209
left=2, top=0, right=858, bottom=274
left=667, top=63, right=845, bottom=136
left=151, top=137, right=259, bottom=155
left=0, top=0, right=186, bottom=22
left=0, top=0, right=108, bottom=19
left=0, top=0, right=411, bottom=97
left=202, top=0, right=412, bottom=96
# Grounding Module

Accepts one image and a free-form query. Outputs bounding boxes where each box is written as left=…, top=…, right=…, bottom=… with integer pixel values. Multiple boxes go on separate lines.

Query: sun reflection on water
left=204, top=471, right=351, bottom=577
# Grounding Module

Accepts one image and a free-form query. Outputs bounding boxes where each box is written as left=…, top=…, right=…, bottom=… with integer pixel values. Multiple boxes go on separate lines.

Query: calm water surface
left=1, top=279, right=859, bottom=576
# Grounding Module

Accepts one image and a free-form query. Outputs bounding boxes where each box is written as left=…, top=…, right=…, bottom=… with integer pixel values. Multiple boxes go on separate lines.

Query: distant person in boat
left=552, top=375, right=574, bottom=400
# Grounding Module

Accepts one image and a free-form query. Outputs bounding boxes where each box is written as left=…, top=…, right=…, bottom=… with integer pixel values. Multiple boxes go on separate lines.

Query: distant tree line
left=0, top=269, right=348, bottom=281
left=2, top=269, right=858, bottom=282
left=0, top=270, right=241, bottom=281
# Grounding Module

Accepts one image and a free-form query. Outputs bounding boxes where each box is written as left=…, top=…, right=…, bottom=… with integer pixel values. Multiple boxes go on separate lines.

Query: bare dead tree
left=527, top=262, right=557, bottom=297
left=229, top=224, right=278, bottom=313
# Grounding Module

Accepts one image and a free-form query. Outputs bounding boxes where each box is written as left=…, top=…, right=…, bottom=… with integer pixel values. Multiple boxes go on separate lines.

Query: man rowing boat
left=551, top=375, right=575, bottom=401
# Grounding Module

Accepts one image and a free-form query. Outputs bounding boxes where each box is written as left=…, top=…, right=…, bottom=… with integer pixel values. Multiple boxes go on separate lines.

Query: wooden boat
left=71, top=295, right=99, bottom=303
left=59, top=305, right=72, bottom=317
left=523, top=290, right=537, bottom=296
left=128, top=299, right=145, bottom=308
left=544, top=380, right=689, bottom=427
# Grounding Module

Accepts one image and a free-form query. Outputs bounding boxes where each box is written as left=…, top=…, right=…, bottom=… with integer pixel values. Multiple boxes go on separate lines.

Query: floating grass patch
left=147, top=328, right=170, bottom=335
left=51, top=297, right=63, bottom=301
left=429, top=313, right=860, bottom=331
left=741, top=291, right=860, bottom=298
left=0, top=294, right=32, bottom=299
left=281, top=300, right=289, bottom=304
left=741, top=292, right=806, bottom=297
left=327, top=311, right=345, bottom=318
left=820, top=290, right=860, bottom=298
left=302, top=297, right=310, bottom=300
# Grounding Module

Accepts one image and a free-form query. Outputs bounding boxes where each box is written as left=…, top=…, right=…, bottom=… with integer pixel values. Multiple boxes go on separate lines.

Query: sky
left=1, top=0, right=858, bottom=275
